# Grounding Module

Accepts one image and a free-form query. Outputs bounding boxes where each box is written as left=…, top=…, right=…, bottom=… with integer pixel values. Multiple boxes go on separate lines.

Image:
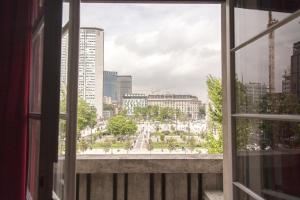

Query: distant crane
left=267, top=11, right=278, bottom=93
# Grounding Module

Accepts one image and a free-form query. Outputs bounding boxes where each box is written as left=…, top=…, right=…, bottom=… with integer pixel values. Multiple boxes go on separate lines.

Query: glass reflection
left=234, top=0, right=300, bottom=46
left=29, top=26, right=44, bottom=113
left=53, top=3, right=69, bottom=199
left=27, top=120, right=41, bottom=200
left=235, top=188, right=256, bottom=200
left=235, top=118, right=300, bottom=199
left=235, top=16, right=300, bottom=114
left=53, top=119, right=66, bottom=200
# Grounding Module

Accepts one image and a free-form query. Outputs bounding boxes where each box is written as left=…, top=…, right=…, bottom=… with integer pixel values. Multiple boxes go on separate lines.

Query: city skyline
left=74, top=3, right=222, bottom=103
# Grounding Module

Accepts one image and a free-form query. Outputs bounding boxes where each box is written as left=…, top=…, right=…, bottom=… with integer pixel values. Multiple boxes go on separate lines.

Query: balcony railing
left=75, top=154, right=223, bottom=200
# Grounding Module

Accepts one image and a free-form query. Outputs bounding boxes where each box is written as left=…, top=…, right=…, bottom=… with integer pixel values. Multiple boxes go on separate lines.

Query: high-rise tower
left=61, top=27, right=104, bottom=118
left=267, top=11, right=278, bottom=93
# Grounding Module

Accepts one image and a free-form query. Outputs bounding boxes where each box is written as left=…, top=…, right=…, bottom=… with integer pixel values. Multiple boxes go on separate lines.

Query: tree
left=107, top=115, right=137, bottom=138
left=77, top=138, right=89, bottom=152
left=187, top=136, right=197, bottom=152
left=198, top=104, right=206, bottom=119
left=125, top=141, right=132, bottom=153
left=160, top=134, right=165, bottom=142
left=205, top=75, right=223, bottom=154
left=166, top=138, right=177, bottom=152
left=77, top=97, right=97, bottom=133
left=59, top=91, right=98, bottom=152
left=103, top=140, right=112, bottom=154
left=103, top=103, right=114, bottom=111
left=148, top=139, right=154, bottom=154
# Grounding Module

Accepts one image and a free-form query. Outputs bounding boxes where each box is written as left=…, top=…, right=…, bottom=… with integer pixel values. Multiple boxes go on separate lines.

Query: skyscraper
left=291, top=41, right=300, bottom=101
left=79, top=28, right=104, bottom=117
left=267, top=11, right=278, bottom=93
left=117, top=75, right=132, bottom=103
left=61, top=27, right=104, bottom=117
left=103, top=71, right=118, bottom=102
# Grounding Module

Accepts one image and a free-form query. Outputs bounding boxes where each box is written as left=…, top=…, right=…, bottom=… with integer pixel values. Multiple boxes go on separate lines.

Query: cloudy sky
left=65, top=3, right=222, bottom=102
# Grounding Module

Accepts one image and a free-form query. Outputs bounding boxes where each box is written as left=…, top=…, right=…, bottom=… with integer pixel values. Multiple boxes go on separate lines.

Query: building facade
left=117, top=75, right=132, bottom=103
left=147, top=94, right=201, bottom=120
left=61, top=27, right=104, bottom=117
left=291, top=41, right=300, bottom=101
left=245, top=82, right=268, bottom=112
left=231, top=2, right=300, bottom=200
left=78, top=28, right=104, bottom=118
left=122, top=94, right=147, bottom=115
left=104, top=71, right=118, bottom=102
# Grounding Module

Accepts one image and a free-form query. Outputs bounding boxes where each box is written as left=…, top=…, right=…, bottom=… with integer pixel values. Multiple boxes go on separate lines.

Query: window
left=74, top=3, right=222, bottom=156
left=229, top=1, right=300, bottom=199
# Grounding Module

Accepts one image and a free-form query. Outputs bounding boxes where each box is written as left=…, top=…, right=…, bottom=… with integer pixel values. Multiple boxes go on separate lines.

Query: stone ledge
left=76, top=154, right=223, bottom=174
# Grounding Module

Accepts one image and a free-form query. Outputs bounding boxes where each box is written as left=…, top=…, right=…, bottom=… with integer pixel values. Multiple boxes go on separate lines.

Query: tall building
left=117, top=75, right=132, bottom=103
left=291, top=41, right=300, bottom=100
left=245, top=82, right=268, bottom=112
left=122, top=94, right=147, bottom=115
left=103, top=71, right=118, bottom=102
left=282, top=69, right=292, bottom=94
left=61, top=27, right=104, bottom=117
left=60, top=32, right=69, bottom=90
left=147, top=94, right=202, bottom=120
left=282, top=41, right=300, bottom=101
left=267, top=12, right=278, bottom=93
left=79, top=28, right=104, bottom=117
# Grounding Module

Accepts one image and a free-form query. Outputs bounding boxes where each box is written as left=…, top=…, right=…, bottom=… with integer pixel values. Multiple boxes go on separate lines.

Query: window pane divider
left=233, top=182, right=265, bottom=200
left=231, top=9, right=300, bottom=52
left=64, top=0, right=80, bottom=199
left=232, top=113, right=300, bottom=122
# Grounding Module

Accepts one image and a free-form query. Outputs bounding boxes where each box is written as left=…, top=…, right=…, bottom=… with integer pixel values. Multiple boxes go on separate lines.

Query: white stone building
left=147, top=94, right=202, bottom=120
left=61, top=27, right=104, bottom=118
left=122, top=94, right=147, bottom=115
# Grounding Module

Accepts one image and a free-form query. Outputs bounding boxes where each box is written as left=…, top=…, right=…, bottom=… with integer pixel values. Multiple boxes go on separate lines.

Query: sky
left=64, top=3, right=222, bottom=102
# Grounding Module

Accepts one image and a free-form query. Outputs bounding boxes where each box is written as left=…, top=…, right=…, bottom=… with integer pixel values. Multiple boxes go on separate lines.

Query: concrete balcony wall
left=75, top=155, right=223, bottom=200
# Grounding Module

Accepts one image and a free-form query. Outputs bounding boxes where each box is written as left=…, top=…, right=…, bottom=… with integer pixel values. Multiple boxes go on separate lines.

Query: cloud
left=81, top=3, right=221, bottom=102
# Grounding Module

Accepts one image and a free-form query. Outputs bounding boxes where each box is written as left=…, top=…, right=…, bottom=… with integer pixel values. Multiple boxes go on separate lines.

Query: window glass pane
left=53, top=119, right=66, bottom=199
left=60, top=30, right=68, bottom=114
left=27, top=119, right=41, bottom=200
left=235, top=16, right=300, bottom=114
left=234, top=187, right=257, bottom=200
left=233, top=0, right=300, bottom=46
left=235, top=118, right=300, bottom=199
left=53, top=3, right=69, bottom=199
left=77, top=3, right=221, bottom=155
left=30, top=25, right=44, bottom=113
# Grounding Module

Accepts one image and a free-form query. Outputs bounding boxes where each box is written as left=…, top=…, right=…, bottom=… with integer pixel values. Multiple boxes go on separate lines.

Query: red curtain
left=0, top=0, right=33, bottom=199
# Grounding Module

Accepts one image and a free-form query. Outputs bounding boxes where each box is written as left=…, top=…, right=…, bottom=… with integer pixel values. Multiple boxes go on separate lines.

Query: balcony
left=75, top=154, right=223, bottom=200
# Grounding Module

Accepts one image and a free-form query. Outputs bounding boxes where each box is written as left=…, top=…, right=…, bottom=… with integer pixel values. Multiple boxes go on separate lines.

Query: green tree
left=125, top=141, right=132, bottom=153
left=205, top=75, right=223, bottom=154
left=107, top=115, right=137, bottom=138
left=77, top=97, right=97, bottom=133
left=198, top=104, right=206, bottom=119
left=103, top=103, right=114, bottom=111
left=148, top=139, right=154, bottom=154
left=166, top=138, right=177, bottom=152
left=77, top=138, right=89, bottom=152
left=160, top=134, right=165, bottom=142
left=103, top=140, right=112, bottom=153
left=60, top=91, right=98, bottom=152
left=187, top=136, right=197, bottom=152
